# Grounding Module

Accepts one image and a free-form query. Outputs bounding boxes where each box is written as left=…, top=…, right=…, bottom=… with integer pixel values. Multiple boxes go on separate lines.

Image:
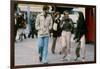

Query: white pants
left=61, top=31, right=71, bottom=56
left=80, top=35, right=86, bottom=58
left=16, top=28, right=26, bottom=40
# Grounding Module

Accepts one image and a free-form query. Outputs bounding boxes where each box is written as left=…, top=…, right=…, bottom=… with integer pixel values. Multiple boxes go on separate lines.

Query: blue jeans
left=38, top=36, right=49, bottom=63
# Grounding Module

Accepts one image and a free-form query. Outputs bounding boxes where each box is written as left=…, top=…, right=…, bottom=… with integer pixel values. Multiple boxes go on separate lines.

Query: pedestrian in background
left=74, top=11, right=87, bottom=62
left=28, top=14, right=37, bottom=38
left=60, top=10, right=74, bottom=61
left=16, top=13, right=26, bottom=41
left=51, top=12, right=62, bottom=54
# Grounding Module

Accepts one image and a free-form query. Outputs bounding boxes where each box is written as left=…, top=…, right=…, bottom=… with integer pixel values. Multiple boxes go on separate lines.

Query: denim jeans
left=38, top=36, right=49, bottom=63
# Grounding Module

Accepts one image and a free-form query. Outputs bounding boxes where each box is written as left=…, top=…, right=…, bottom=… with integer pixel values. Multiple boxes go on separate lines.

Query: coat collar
left=40, top=12, right=49, bottom=17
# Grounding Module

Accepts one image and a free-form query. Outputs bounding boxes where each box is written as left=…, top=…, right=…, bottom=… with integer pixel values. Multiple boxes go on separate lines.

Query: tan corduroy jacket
left=35, top=12, right=53, bottom=37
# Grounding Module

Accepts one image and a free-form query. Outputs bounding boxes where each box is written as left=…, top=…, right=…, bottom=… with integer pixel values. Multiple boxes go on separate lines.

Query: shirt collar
left=40, top=12, right=49, bottom=16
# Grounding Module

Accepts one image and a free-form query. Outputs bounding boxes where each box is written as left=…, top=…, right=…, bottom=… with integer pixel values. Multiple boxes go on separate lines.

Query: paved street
left=15, top=36, right=94, bottom=66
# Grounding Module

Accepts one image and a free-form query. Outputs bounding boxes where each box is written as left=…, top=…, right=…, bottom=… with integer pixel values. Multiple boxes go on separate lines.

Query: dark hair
left=54, top=12, right=61, bottom=18
left=43, top=5, right=49, bottom=11
left=77, top=11, right=87, bottom=32
left=78, top=12, right=85, bottom=23
left=79, top=12, right=84, bottom=19
left=63, top=10, right=69, bottom=15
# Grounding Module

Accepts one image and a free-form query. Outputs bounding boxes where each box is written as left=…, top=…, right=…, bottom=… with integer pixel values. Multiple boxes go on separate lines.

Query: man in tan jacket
left=35, top=5, right=53, bottom=64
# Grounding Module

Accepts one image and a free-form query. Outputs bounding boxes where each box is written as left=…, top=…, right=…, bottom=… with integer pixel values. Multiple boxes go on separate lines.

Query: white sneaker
left=81, top=57, right=85, bottom=62
left=61, top=55, right=71, bottom=61
left=75, top=57, right=86, bottom=62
